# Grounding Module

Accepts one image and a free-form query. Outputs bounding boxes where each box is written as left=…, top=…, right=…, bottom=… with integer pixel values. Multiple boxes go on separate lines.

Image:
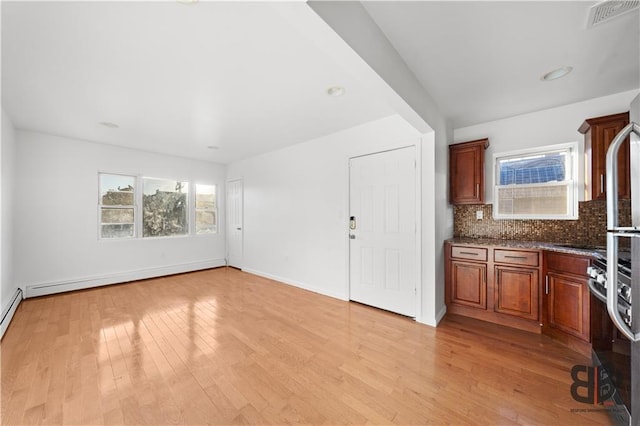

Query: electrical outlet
left=476, top=210, right=484, bottom=220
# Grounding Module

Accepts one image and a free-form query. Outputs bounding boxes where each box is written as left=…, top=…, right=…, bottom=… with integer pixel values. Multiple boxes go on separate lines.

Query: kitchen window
left=493, top=142, right=578, bottom=220
left=99, top=173, right=136, bottom=239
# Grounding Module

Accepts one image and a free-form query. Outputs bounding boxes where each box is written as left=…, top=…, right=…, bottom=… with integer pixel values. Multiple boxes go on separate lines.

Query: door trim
left=347, top=143, right=422, bottom=319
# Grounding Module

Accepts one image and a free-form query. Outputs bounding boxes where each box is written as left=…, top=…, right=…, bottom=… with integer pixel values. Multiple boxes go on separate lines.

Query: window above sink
left=493, top=142, right=579, bottom=220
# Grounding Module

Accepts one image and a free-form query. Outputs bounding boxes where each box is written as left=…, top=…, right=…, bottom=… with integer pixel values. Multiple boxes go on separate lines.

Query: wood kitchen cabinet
left=449, top=138, right=489, bottom=205
left=450, top=261, right=487, bottom=309
left=578, top=112, right=630, bottom=200
left=445, top=242, right=541, bottom=333
left=449, top=246, right=488, bottom=310
left=493, top=249, right=540, bottom=322
left=542, top=251, right=591, bottom=356
left=494, top=266, right=539, bottom=321
left=446, top=242, right=599, bottom=356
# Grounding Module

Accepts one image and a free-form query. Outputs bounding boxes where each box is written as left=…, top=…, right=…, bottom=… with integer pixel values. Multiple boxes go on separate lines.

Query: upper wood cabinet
left=449, top=138, right=489, bottom=205
left=578, top=112, right=630, bottom=200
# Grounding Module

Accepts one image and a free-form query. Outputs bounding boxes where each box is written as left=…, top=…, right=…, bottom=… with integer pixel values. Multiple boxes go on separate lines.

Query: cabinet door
left=582, top=112, right=630, bottom=200
left=547, top=272, right=590, bottom=341
left=449, top=139, right=487, bottom=205
left=494, top=266, right=539, bottom=320
left=450, top=261, right=487, bottom=309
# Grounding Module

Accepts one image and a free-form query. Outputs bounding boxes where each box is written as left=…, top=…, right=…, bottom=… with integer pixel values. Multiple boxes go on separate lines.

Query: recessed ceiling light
left=99, top=121, right=119, bottom=129
left=326, top=86, right=346, bottom=97
left=207, top=145, right=219, bottom=150
left=541, top=66, right=573, bottom=81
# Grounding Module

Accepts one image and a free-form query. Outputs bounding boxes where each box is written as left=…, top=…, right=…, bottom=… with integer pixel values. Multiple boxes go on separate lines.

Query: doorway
left=227, top=178, right=243, bottom=269
left=349, top=146, right=417, bottom=317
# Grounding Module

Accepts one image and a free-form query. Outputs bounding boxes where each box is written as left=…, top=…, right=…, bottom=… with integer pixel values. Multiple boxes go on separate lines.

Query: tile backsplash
left=453, top=199, right=631, bottom=247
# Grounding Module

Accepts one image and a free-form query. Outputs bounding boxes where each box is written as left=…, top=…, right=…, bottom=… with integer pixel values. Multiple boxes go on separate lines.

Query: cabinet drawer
left=494, top=249, right=539, bottom=267
left=451, top=246, right=487, bottom=262
left=545, top=252, right=590, bottom=277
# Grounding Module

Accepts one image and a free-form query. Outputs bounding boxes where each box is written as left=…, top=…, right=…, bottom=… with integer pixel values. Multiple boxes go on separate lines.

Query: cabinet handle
left=476, top=183, right=480, bottom=197
left=545, top=275, right=549, bottom=295
left=600, top=174, right=604, bottom=194
left=459, top=251, right=478, bottom=256
left=504, top=255, right=527, bottom=260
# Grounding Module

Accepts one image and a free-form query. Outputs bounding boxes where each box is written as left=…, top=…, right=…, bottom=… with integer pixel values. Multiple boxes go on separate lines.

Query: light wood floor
left=1, top=268, right=612, bottom=425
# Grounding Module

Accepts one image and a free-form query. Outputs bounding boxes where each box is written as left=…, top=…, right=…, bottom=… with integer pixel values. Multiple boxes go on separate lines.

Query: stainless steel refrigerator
left=605, top=93, right=640, bottom=426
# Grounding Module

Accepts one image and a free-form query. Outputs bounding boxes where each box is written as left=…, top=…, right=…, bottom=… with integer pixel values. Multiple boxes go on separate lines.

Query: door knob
left=349, top=234, right=356, bottom=239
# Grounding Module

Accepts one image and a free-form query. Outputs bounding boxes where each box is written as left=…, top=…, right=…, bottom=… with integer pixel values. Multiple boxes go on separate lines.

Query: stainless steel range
left=589, top=250, right=632, bottom=327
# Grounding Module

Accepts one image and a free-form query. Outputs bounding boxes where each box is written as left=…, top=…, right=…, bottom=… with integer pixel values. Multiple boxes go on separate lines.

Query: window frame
left=193, top=183, right=218, bottom=235
left=98, top=173, right=220, bottom=241
left=98, top=172, right=137, bottom=240
left=141, top=176, right=190, bottom=239
left=492, top=142, right=579, bottom=220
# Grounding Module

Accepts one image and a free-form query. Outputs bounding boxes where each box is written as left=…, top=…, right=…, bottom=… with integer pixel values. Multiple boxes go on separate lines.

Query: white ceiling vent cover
left=587, top=0, right=640, bottom=28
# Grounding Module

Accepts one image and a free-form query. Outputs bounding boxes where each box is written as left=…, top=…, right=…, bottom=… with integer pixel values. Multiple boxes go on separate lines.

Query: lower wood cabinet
left=445, top=242, right=541, bottom=333
left=542, top=252, right=591, bottom=356
left=445, top=242, right=594, bottom=355
left=450, top=261, right=487, bottom=309
left=494, top=266, right=539, bottom=321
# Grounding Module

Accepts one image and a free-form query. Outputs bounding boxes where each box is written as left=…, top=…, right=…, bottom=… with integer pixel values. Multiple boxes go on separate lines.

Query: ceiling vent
left=586, top=0, right=640, bottom=28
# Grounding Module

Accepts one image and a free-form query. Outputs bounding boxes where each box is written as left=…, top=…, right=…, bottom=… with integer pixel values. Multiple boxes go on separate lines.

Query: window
left=98, top=174, right=217, bottom=239
left=99, top=173, right=136, bottom=238
left=493, top=143, right=578, bottom=220
left=143, top=178, right=189, bottom=237
left=195, top=184, right=217, bottom=234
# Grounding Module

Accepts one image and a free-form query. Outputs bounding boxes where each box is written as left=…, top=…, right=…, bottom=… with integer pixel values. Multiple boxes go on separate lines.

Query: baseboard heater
left=1, top=288, right=23, bottom=339
left=25, top=259, right=226, bottom=298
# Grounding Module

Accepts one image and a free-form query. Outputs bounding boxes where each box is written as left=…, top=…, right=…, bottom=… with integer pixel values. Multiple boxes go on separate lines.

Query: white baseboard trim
left=25, top=259, right=226, bottom=298
left=434, top=304, right=447, bottom=325
left=242, top=268, right=348, bottom=301
left=418, top=304, right=447, bottom=327
left=1, top=287, right=23, bottom=339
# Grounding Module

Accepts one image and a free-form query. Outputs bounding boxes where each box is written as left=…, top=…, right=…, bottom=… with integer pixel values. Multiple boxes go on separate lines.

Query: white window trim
left=98, top=172, right=138, bottom=240
left=193, top=183, right=218, bottom=235
left=492, top=142, right=579, bottom=220
left=99, top=173, right=220, bottom=240
left=141, top=176, right=190, bottom=238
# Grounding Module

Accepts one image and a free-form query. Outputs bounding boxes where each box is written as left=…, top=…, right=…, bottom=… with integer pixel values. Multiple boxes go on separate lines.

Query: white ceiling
left=362, top=1, right=640, bottom=128
left=2, top=1, right=639, bottom=164
left=1, top=1, right=395, bottom=164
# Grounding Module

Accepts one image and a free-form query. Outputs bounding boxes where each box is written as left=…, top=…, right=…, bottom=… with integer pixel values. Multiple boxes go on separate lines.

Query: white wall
left=14, top=131, right=227, bottom=296
left=454, top=89, right=639, bottom=203
left=227, top=114, right=420, bottom=301
left=307, top=1, right=453, bottom=326
left=427, top=120, right=453, bottom=325
left=1, top=108, right=19, bottom=329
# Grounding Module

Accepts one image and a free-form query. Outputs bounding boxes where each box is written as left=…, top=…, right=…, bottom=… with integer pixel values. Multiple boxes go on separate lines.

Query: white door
left=227, top=179, right=243, bottom=268
left=349, top=147, right=416, bottom=317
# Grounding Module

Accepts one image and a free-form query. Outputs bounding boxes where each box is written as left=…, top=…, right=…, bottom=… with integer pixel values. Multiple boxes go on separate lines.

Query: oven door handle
left=587, top=278, right=607, bottom=304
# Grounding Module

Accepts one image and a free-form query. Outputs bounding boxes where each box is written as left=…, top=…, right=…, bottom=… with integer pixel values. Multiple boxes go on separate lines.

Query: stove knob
left=618, top=286, right=630, bottom=300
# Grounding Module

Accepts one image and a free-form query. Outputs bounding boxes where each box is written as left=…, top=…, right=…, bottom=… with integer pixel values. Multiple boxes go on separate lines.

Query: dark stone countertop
left=446, top=238, right=606, bottom=258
